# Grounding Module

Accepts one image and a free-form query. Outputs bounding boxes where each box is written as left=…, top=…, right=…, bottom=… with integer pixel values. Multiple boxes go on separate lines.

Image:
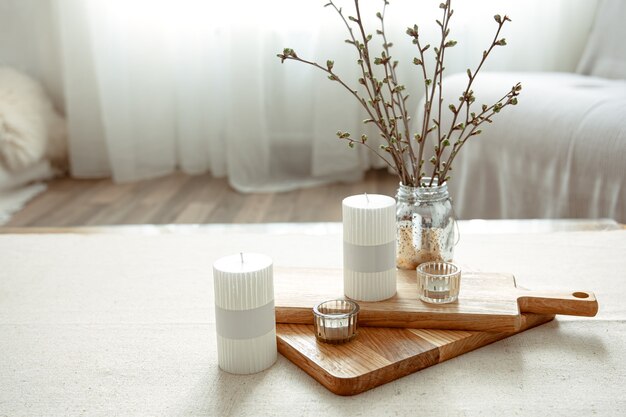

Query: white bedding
left=437, top=72, right=626, bottom=222
left=0, top=160, right=53, bottom=224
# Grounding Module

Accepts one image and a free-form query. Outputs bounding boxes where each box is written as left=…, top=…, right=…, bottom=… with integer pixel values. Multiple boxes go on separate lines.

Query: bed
left=438, top=0, right=626, bottom=222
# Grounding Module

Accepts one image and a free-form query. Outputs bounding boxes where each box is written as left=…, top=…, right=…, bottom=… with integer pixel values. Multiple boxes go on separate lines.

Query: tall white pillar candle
left=342, top=194, right=397, bottom=301
left=213, top=253, right=277, bottom=374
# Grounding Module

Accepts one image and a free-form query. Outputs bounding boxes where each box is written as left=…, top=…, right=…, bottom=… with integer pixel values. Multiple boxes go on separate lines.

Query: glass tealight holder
left=416, top=261, right=461, bottom=304
left=313, top=299, right=360, bottom=344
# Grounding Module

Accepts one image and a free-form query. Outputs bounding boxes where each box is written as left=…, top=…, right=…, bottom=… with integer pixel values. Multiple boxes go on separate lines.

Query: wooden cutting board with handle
left=276, top=313, right=554, bottom=396
left=274, top=267, right=597, bottom=332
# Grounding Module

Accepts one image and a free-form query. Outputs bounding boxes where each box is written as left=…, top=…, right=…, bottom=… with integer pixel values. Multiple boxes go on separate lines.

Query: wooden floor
left=4, top=170, right=398, bottom=227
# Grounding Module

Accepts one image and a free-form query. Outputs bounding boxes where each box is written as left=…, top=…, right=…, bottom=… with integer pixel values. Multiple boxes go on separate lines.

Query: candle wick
left=364, top=192, right=369, bottom=203
left=240, top=252, right=244, bottom=263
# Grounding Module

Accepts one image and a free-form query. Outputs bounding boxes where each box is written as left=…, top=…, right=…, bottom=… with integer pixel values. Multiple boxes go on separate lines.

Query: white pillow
left=0, top=66, right=67, bottom=172
left=577, top=0, right=626, bottom=79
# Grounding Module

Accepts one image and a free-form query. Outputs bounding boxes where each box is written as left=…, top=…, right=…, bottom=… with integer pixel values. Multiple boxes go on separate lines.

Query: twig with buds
left=277, top=0, right=521, bottom=187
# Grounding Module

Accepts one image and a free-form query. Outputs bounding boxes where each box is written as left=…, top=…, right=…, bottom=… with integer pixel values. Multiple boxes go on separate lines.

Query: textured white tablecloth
left=0, top=228, right=625, bottom=416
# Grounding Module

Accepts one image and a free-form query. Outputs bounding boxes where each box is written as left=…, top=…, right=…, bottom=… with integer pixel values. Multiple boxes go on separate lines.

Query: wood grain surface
left=4, top=170, right=397, bottom=227
left=274, top=267, right=597, bottom=332
left=276, top=313, right=555, bottom=395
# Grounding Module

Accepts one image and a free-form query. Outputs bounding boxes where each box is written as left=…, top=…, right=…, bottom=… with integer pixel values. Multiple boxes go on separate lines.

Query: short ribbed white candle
left=213, top=253, right=277, bottom=374
left=342, top=194, right=397, bottom=301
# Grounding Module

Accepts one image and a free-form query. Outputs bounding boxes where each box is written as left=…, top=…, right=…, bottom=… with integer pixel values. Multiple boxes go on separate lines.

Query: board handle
left=517, top=290, right=598, bottom=317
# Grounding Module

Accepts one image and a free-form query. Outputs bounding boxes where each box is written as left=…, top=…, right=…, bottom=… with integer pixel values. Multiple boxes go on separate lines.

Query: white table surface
left=0, top=222, right=625, bottom=416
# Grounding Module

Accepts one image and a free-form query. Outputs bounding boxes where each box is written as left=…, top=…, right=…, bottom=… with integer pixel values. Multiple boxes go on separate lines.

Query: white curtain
left=49, top=0, right=599, bottom=191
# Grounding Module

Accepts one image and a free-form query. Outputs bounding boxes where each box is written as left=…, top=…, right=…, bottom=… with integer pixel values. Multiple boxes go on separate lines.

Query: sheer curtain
left=53, top=0, right=598, bottom=192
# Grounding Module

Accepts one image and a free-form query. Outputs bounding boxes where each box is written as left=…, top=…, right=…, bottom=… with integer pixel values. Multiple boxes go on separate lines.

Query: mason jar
left=395, top=178, right=456, bottom=270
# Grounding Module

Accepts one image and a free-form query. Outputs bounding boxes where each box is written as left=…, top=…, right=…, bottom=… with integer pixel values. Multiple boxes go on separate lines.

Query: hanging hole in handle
left=572, top=292, right=589, bottom=299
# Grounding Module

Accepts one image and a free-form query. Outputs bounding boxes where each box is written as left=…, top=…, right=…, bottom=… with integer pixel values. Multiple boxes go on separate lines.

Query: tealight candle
left=342, top=193, right=397, bottom=301
left=313, top=299, right=360, bottom=344
left=213, top=253, right=277, bottom=374
left=416, top=261, right=461, bottom=304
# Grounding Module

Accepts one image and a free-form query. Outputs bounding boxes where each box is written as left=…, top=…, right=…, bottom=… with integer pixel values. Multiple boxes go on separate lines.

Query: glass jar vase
left=395, top=178, right=457, bottom=270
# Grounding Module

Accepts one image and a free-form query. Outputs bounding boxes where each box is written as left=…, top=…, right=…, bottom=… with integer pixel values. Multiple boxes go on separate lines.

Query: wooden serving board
left=274, top=267, right=597, bottom=332
left=277, top=313, right=554, bottom=396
